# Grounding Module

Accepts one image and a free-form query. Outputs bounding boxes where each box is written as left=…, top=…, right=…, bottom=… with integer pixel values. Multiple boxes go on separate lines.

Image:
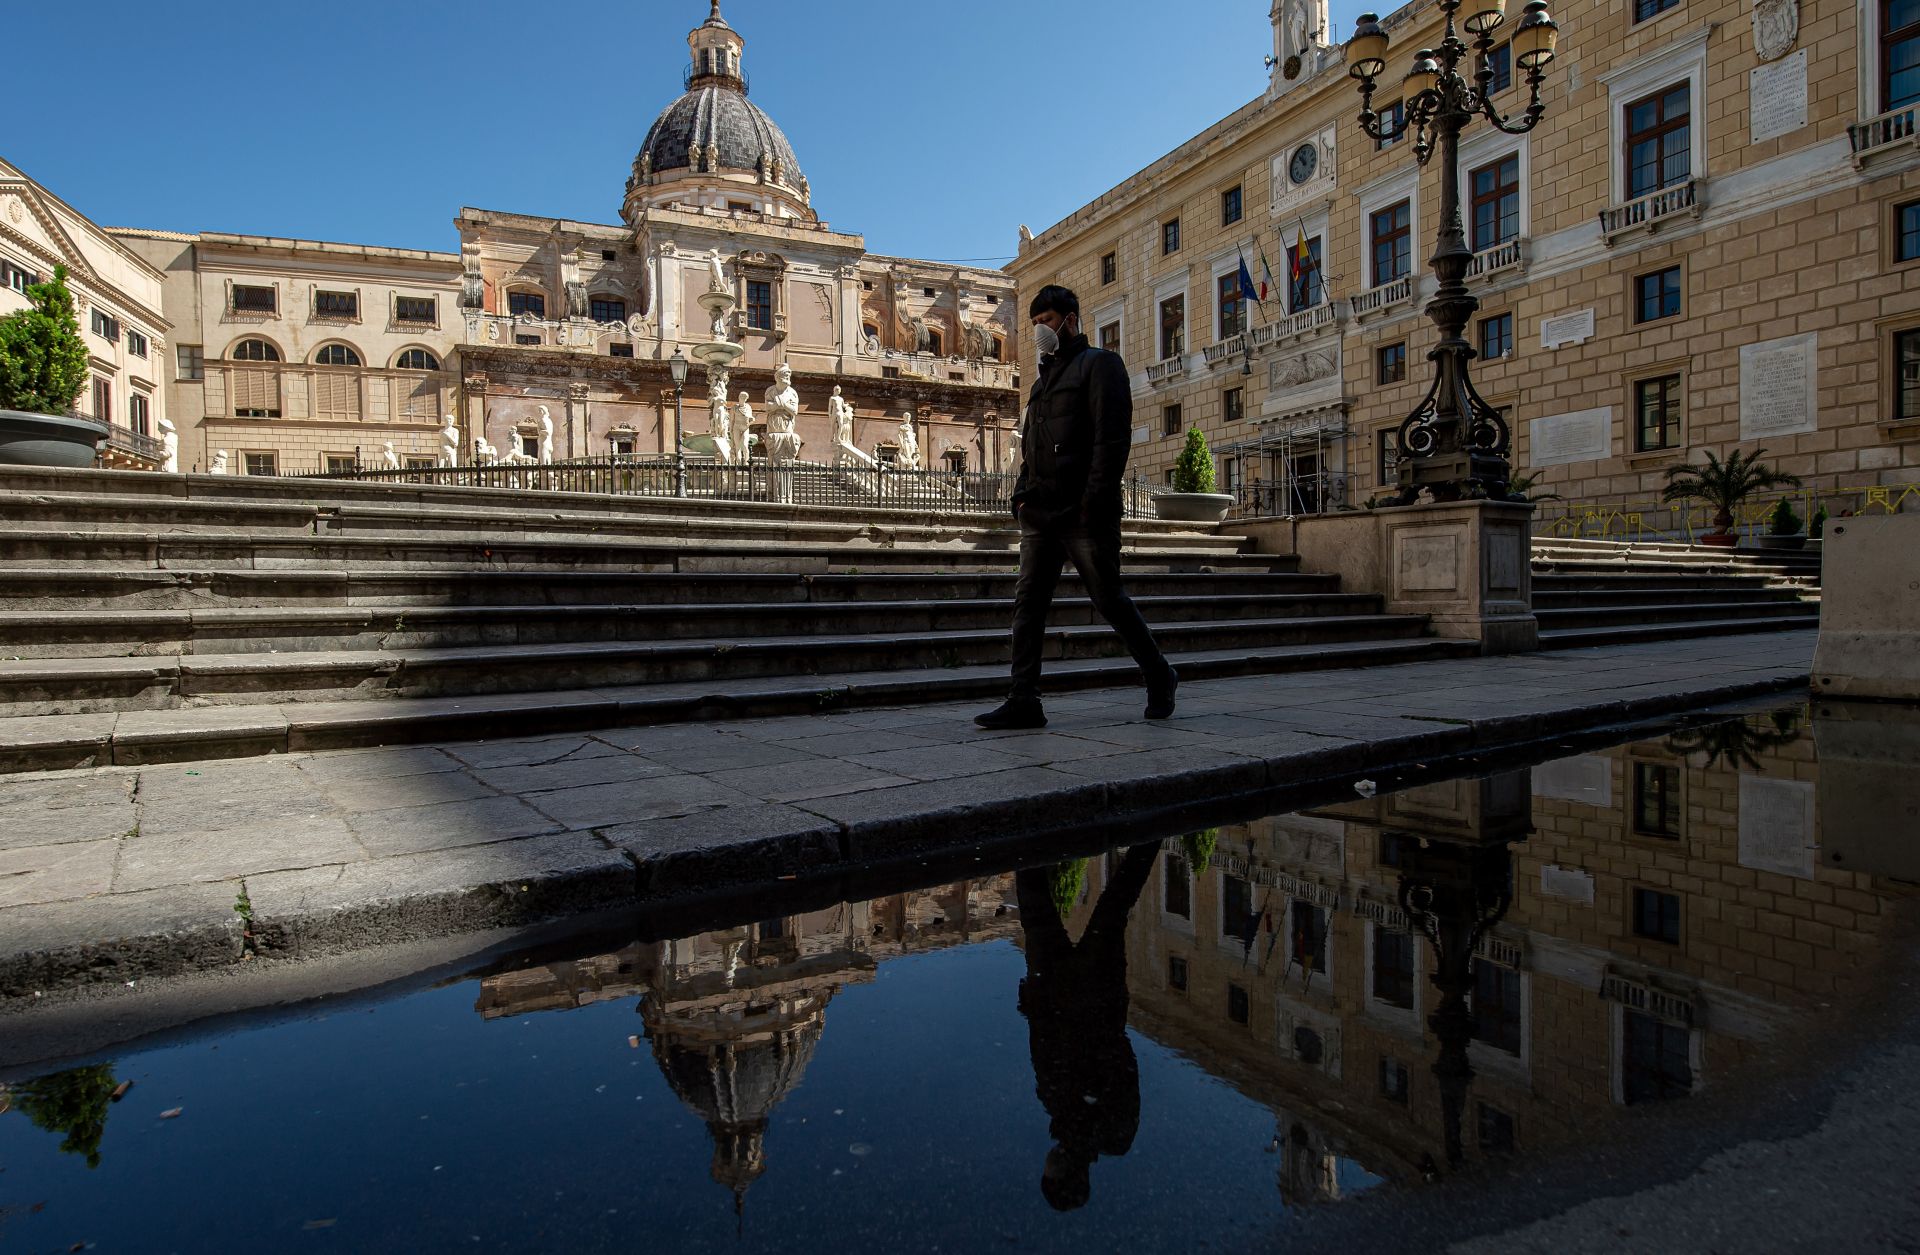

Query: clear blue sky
left=5, top=0, right=1368, bottom=265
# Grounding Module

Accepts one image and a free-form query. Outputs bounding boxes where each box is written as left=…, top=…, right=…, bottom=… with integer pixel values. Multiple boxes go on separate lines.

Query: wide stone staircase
left=1530, top=535, right=1821, bottom=647
left=0, top=468, right=1477, bottom=772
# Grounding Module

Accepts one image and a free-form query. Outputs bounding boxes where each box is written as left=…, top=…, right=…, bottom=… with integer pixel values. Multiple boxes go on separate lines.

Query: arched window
left=589, top=295, right=627, bottom=323
left=862, top=323, right=879, bottom=341
left=231, top=338, right=280, bottom=362
left=508, top=290, right=546, bottom=318
left=394, top=348, right=440, bottom=371
left=314, top=344, right=361, bottom=367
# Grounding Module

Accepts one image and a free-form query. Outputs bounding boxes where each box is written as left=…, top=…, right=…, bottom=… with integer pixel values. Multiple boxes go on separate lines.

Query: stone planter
left=1756, top=533, right=1808, bottom=551
left=1699, top=532, right=1739, bottom=548
left=1152, top=492, right=1235, bottom=524
left=0, top=409, right=109, bottom=468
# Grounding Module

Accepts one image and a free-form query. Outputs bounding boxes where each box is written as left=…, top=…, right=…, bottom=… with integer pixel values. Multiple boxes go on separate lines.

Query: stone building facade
left=0, top=159, right=170, bottom=469
left=1010, top=0, right=1920, bottom=524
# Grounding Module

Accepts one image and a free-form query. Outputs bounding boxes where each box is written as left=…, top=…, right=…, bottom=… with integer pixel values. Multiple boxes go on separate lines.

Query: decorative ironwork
left=1347, top=0, right=1558, bottom=503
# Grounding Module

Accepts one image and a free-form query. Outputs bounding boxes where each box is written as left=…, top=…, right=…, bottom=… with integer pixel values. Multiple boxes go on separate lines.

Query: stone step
left=1530, top=569, right=1801, bottom=592
left=1537, top=613, right=1821, bottom=649
left=1532, top=585, right=1809, bottom=608
left=0, top=613, right=1435, bottom=717
left=1533, top=600, right=1819, bottom=630
left=0, top=591, right=1388, bottom=657
left=0, top=567, right=1329, bottom=612
left=0, top=635, right=1482, bottom=774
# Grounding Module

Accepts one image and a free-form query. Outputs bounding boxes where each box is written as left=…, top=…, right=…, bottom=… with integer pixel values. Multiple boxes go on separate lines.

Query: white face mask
left=1032, top=322, right=1061, bottom=359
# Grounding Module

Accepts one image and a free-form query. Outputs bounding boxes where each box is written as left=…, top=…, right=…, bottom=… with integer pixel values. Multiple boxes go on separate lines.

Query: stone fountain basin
left=0, top=409, right=108, bottom=468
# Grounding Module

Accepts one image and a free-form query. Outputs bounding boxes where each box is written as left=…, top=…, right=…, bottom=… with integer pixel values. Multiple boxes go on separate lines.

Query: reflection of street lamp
left=1347, top=0, right=1559, bottom=503
left=669, top=347, right=689, bottom=498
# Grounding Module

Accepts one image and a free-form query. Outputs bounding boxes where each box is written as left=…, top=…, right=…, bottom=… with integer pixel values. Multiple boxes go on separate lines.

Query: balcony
left=1145, top=354, right=1189, bottom=385
left=1201, top=333, right=1247, bottom=368
left=463, top=310, right=648, bottom=353
left=1849, top=105, right=1919, bottom=166
left=856, top=341, right=1019, bottom=389
left=1599, top=178, right=1703, bottom=245
left=1350, top=276, right=1413, bottom=320
left=1467, top=237, right=1528, bottom=283
left=1249, top=300, right=1345, bottom=349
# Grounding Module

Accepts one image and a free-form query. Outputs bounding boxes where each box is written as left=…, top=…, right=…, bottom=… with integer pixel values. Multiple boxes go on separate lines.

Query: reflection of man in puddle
left=1014, top=842, right=1162, bottom=1211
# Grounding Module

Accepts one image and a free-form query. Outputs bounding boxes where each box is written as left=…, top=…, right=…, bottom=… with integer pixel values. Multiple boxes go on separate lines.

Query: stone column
left=567, top=382, right=591, bottom=460
left=463, top=373, right=489, bottom=452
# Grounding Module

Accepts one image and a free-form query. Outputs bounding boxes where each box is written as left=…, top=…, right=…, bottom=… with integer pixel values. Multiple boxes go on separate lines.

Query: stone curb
left=0, top=667, right=1809, bottom=997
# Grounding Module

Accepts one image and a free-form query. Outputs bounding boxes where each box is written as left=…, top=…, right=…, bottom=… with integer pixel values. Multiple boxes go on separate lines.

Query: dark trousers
left=1009, top=515, right=1168, bottom=700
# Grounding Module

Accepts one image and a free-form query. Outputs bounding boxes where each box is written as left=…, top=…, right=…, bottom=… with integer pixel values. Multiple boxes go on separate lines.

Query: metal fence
left=1227, top=472, right=1357, bottom=518
left=1537, top=480, right=1918, bottom=544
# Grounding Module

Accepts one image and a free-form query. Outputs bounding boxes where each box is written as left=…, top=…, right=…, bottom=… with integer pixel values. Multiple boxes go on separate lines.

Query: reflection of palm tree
left=12, top=1063, right=118, bottom=1169
left=1664, top=708, right=1803, bottom=773
left=1015, top=842, right=1162, bottom=1212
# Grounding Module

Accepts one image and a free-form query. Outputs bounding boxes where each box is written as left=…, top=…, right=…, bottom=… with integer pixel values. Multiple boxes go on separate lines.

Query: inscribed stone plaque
left=1133, top=424, right=1150, bottom=444
left=1535, top=755, right=1612, bottom=806
left=1540, top=308, right=1595, bottom=349
left=1738, top=775, right=1816, bottom=878
left=1529, top=407, right=1612, bottom=468
left=1397, top=533, right=1461, bottom=591
left=1749, top=49, right=1808, bottom=143
left=1540, top=864, right=1596, bottom=904
left=1739, top=332, right=1818, bottom=439
left=1488, top=533, right=1523, bottom=591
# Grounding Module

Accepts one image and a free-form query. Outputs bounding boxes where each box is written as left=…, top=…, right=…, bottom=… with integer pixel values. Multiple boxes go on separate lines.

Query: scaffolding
left=1215, top=408, right=1358, bottom=517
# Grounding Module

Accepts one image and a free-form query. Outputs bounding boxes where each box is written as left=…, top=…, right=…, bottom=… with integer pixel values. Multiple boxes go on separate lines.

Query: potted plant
left=1810, top=504, right=1829, bottom=540
left=0, top=265, right=104, bottom=468
left=1757, top=497, right=1807, bottom=551
left=1661, top=447, right=1801, bottom=548
left=1153, top=427, right=1235, bottom=523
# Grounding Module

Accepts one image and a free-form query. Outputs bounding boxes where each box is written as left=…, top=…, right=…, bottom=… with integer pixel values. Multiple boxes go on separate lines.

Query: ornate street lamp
left=669, top=347, right=690, bottom=498
left=1349, top=0, right=1559, bottom=503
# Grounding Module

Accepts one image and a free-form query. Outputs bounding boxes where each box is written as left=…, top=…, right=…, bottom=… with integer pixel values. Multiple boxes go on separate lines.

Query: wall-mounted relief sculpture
left=1270, top=347, right=1338, bottom=390
left=1753, top=0, right=1798, bottom=61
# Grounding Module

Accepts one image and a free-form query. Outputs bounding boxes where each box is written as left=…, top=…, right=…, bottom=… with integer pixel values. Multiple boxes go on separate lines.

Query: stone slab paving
left=0, top=630, right=1818, bottom=994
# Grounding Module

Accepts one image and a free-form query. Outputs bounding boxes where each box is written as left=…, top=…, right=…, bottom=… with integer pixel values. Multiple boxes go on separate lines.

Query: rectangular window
left=231, top=285, right=276, bottom=315
left=1371, top=925, right=1416, bottom=1009
left=176, top=344, right=204, bottom=382
left=1376, top=100, right=1405, bottom=149
left=1371, top=200, right=1412, bottom=285
left=1625, top=85, right=1691, bottom=197
left=1484, top=42, right=1513, bottom=93
left=90, top=308, right=119, bottom=341
left=91, top=376, right=111, bottom=424
left=1168, top=955, right=1189, bottom=991
left=125, top=329, right=149, bottom=358
left=1, top=259, right=40, bottom=292
left=1479, top=312, right=1514, bottom=361
left=325, top=453, right=357, bottom=474
left=1162, top=402, right=1183, bottom=438
left=1887, top=0, right=1920, bottom=109
left=127, top=392, right=150, bottom=436
left=1635, top=266, right=1683, bottom=322
left=1377, top=341, right=1407, bottom=385
left=1218, top=271, right=1246, bottom=340
left=1472, top=962, right=1523, bottom=1055
left=1290, top=900, right=1328, bottom=974
left=1478, top=1103, right=1516, bottom=1152
left=746, top=280, right=772, bottom=330
left=1289, top=236, right=1324, bottom=313
left=1900, top=202, right=1920, bottom=262
left=591, top=297, right=627, bottom=323
left=1222, top=185, right=1243, bottom=226
left=1163, top=218, right=1181, bottom=254
left=1159, top=293, right=1185, bottom=359
left=1226, top=983, right=1250, bottom=1025
left=1896, top=328, right=1920, bottom=421
left=1632, top=887, right=1682, bottom=944
left=1378, top=428, right=1402, bottom=485
left=514, top=333, right=542, bottom=346
left=1222, top=875, right=1259, bottom=947
left=1635, top=0, right=1679, bottom=21
left=314, top=290, right=358, bottom=319
left=243, top=451, right=278, bottom=477
left=508, top=291, right=545, bottom=318
left=1380, top=1058, right=1411, bottom=1105
left=609, top=435, right=636, bottom=456
left=1634, top=374, right=1683, bottom=451
left=1623, top=1010, right=1693, bottom=1103
left=1164, top=854, right=1192, bottom=918
left=1470, top=155, right=1521, bottom=251
left=1098, top=321, right=1120, bottom=354
left=1101, top=251, right=1117, bottom=284
left=607, top=342, right=634, bottom=358
left=404, top=455, right=436, bottom=470
left=395, top=295, right=436, bottom=324
left=1223, top=386, right=1244, bottom=424
left=1632, top=762, right=1683, bottom=837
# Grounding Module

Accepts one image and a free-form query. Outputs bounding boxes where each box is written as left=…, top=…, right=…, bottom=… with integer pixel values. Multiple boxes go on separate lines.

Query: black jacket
left=1011, top=333, right=1133, bottom=526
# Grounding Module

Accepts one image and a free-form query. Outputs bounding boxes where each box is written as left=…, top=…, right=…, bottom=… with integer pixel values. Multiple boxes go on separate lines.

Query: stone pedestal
left=1812, top=514, right=1920, bottom=700
left=1232, top=500, right=1537, bottom=654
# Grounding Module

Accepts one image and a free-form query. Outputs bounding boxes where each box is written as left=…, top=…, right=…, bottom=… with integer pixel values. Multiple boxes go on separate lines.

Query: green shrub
left=1180, top=828, right=1218, bottom=875
left=0, top=265, right=91, bottom=416
left=1768, top=498, right=1803, bottom=536
left=1171, top=427, right=1215, bottom=494
left=1046, top=858, right=1089, bottom=920
left=1810, top=505, right=1829, bottom=538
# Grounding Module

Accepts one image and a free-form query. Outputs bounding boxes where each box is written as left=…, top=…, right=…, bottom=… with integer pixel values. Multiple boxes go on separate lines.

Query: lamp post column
left=669, top=347, right=690, bottom=498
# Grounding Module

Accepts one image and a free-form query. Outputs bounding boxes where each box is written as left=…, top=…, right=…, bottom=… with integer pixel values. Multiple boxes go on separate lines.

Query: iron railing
left=102, top=423, right=164, bottom=462
left=1536, top=480, right=1918, bottom=544
left=1227, top=473, right=1356, bottom=518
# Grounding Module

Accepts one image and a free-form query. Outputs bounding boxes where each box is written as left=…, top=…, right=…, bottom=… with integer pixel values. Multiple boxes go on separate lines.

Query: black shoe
left=1145, top=666, right=1179, bottom=720
left=975, top=697, right=1046, bottom=730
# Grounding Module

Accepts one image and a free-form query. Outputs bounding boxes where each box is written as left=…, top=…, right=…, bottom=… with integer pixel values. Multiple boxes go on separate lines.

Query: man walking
left=976, top=285, right=1176, bottom=730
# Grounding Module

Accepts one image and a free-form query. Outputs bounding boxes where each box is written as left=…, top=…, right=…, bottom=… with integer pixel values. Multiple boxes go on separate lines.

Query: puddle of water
left=2, top=701, right=1916, bottom=1252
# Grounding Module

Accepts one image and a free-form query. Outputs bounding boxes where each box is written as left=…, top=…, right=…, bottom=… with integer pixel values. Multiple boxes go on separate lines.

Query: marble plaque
left=1397, top=534, right=1461, bottom=591
left=1535, top=755, right=1612, bottom=806
left=1529, top=407, right=1612, bottom=468
left=1133, top=424, right=1150, bottom=444
left=1540, top=864, right=1596, bottom=904
left=1750, top=50, right=1808, bottom=143
left=1739, top=332, right=1818, bottom=439
left=1541, top=308, right=1595, bottom=349
left=1738, top=775, right=1816, bottom=878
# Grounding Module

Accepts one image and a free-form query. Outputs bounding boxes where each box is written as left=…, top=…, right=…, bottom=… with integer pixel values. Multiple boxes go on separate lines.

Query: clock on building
left=1289, top=143, right=1318, bottom=185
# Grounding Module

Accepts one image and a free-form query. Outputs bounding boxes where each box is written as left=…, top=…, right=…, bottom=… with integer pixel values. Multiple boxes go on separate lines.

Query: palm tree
left=1508, top=472, right=1563, bottom=504
left=1661, top=448, right=1801, bottom=545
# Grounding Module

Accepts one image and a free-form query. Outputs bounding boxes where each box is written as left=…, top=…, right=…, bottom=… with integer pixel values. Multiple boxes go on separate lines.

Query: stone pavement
left=0, top=630, right=1817, bottom=994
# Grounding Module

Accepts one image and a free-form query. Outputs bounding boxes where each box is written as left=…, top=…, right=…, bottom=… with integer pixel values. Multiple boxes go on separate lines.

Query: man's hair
left=1028, top=284, right=1080, bottom=320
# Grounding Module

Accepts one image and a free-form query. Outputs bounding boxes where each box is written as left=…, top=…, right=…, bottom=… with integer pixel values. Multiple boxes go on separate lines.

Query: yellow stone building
left=1010, top=0, right=1920, bottom=530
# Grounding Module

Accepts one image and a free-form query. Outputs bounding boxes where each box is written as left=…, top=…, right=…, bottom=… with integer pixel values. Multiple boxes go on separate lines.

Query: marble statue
left=538, top=406, right=555, bottom=463
left=459, top=241, right=484, bottom=310
left=897, top=413, right=922, bottom=471
left=762, top=364, right=802, bottom=464
left=707, top=372, right=735, bottom=463
left=706, top=247, right=729, bottom=293
left=828, top=385, right=872, bottom=469
left=382, top=440, right=400, bottom=470
left=561, top=249, right=587, bottom=319
left=439, top=417, right=460, bottom=467
left=735, top=392, right=756, bottom=461
left=209, top=448, right=229, bottom=475
left=472, top=436, right=494, bottom=465
left=158, top=417, right=179, bottom=473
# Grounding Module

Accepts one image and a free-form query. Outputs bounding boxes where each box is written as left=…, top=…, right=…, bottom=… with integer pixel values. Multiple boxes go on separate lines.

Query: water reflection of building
left=1088, top=713, right=1901, bottom=1197
left=473, top=877, right=1018, bottom=1208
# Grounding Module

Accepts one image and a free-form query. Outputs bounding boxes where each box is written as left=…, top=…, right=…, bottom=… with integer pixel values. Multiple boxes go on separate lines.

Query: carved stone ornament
left=1752, top=0, right=1798, bottom=62
left=5, top=197, right=22, bottom=224
left=1270, top=348, right=1338, bottom=389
